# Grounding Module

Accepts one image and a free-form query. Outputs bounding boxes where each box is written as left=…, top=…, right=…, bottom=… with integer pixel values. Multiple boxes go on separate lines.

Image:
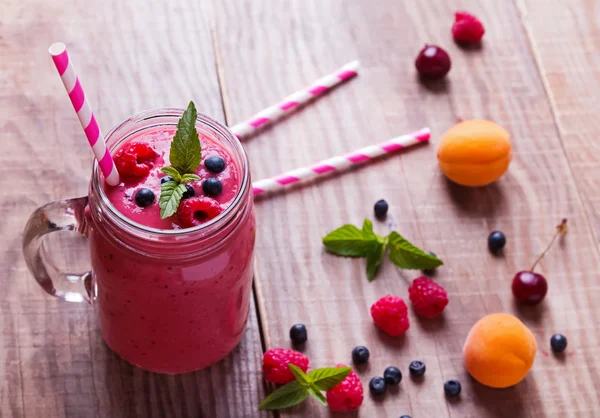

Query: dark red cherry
left=415, top=45, right=451, bottom=80
left=512, top=271, right=548, bottom=305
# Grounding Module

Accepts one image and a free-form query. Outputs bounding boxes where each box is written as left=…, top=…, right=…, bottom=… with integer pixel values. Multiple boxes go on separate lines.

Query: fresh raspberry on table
left=326, top=364, right=363, bottom=412
left=113, top=142, right=157, bottom=178
left=178, top=197, right=222, bottom=226
left=452, top=11, right=485, bottom=43
left=408, top=276, right=449, bottom=318
left=370, top=295, right=410, bottom=336
left=262, top=348, right=309, bottom=384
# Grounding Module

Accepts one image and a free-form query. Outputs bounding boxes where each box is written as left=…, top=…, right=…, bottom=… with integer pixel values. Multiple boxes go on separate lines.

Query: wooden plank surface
left=0, top=1, right=268, bottom=417
left=214, top=0, right=600, bottom=417
left=517, top=0, right=600, bottom=244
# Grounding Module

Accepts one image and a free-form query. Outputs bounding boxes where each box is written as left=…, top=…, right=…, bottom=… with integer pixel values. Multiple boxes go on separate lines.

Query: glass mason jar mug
left=22, top=109, right=256, bottom=374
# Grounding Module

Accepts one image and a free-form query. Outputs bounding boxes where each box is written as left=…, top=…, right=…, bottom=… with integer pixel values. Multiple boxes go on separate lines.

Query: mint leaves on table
left=323, top=219, right=443, bottom=281
left=159, top=101, right=202, bottom=219
left=258, top=365, right=351, bottom=410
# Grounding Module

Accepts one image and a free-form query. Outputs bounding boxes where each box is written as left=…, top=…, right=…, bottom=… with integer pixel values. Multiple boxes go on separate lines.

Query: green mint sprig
left=159, top=101, right=202, bottom=219
left=323, top=219, right=443, bottom=281
left=258, top=365, right=350, bottom=410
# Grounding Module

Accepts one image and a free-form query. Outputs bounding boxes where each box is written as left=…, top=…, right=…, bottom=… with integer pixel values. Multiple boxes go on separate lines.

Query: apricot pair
left=463, top=313, right=536, bottom=388
left=437, top=120, right=512, bottom=187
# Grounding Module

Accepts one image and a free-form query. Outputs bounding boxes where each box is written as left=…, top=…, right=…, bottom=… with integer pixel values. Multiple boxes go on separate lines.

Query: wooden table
left=2, top=0, right=600, bottom=417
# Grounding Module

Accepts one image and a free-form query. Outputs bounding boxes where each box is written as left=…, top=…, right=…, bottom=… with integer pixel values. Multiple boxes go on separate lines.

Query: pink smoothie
left=87, top=126, right=255, bottom=373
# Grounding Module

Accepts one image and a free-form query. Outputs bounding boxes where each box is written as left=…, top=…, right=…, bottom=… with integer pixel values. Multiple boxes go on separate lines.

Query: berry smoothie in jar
left=85, top=106, right=255, bottom=373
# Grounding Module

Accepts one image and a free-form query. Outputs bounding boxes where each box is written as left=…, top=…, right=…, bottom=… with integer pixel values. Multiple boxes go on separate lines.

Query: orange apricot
left=463, top=313, right=536, bottom=388
left=437, top=120, right=512, bottom=187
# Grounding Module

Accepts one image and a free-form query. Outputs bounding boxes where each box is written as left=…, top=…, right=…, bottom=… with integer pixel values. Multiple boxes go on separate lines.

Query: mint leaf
left=181, top=173, right=200, bottom=183
left=258, top=380, right=308, bottom=410
left=170, top=101, right=201, bottom=174
left=307, top=386, right=327, bottom=406
left=362, top=218, right=374, bottom=234
left=366, top=242, right=386, bottom=282
left=308, top=367, right=351, bottom=391
left=323, top=224, right=378, bottom=257
left=387, top=231, right=443, bottom=270
left=160, top=166, right=182, bottom=183
left=288, top=364, right=311, bottom=387
left=159, top=182, right=187, bottom=219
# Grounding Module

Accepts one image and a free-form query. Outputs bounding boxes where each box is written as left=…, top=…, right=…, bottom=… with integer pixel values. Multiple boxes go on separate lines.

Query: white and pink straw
left=252, top=128, right=431, bottom=195
left=230, top=60, right=360, bottom=138
left=49, top=42, right=120, bottom=186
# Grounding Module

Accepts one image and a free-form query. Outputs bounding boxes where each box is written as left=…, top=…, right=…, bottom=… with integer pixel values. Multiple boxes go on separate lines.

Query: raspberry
left=370, top=295, right=410, bottom=336
left=326, top=364, right=363, bottom=412
left=262, top=348, right=309, bottom=384
left=452, top=11, right=485, bottom=43
left=408, top=276, right=449, bottom=318
left=113, top=142, right=157, bottom=178
left=178, top=197, right=222, bottom=226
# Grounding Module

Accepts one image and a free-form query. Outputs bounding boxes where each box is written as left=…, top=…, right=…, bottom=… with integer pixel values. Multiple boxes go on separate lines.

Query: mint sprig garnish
left=323, top=219, right=443, bottom=281
left=258, top=365, right=350, bottom=410
left=159, top=101, right=202, bottom=219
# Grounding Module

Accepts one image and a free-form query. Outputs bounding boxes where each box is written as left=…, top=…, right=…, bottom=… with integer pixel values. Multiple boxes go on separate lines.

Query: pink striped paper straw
left=230, top=60, right=360, bottom=137
left=252, top=128, right=430, bottom=195
left=49, top=42, right=120, bottom=186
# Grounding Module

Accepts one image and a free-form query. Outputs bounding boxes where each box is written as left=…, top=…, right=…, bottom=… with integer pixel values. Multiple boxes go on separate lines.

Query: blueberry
left=488, top=231, right=506, bottom=252
left=409, top=360, right=426, bottom=377
left=182, top=184, right=195, bottom=199
left=289, top=324, right=307, bottom=344
left=202, top=178, right=223, bottom=196
left=374, top=199, right=389, bottom=220
left=400, top=416, right=412, bottom=418
left=444, top=379, right=462, bottom=397
left=550, top=334, right=567, bottom=353
left=351, top=346, right=370, bottom=365
left=160, top=176, right=175, bottom=184
left=134, top=188, right=155, bottom=207
left=383, top=366, right=402, bottom=385
left=205, top=156, right=226, bottom=173
left=423, top=251, right=438, bottom=275
left=369, top=376, right=387, bottom=395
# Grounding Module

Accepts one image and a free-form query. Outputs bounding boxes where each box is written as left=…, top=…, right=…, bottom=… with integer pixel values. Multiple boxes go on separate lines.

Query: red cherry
left=415, top=45, right=451, bottom=80
left=512, top=271, right=548, bottom=305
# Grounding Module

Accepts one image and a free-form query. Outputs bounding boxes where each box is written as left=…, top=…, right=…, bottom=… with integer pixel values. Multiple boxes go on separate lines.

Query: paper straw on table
left=252, top=128, right=431, bottom=195
left=49, top=42, right=120, bottom=186
left=230, top=60, right=360, bottom=138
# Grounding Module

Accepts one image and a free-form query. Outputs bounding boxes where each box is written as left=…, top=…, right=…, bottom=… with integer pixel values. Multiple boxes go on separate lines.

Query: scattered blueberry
left=205, top=156, right=226, bottom=173
left=369, top=376, right=387, bottom=395
left=374, top=199, right=389, bottom=220
left=351, top=346, right=370, bottom=365
left=400, top=416, right=411, bottom=418
left=160, top=176, right=175, bottom=184
left=289, top=324, right=307, bottom=344
left=409, top=360, right=426, bottom=377
left=423, top=251, right=438, bottom=275
left=383, top=366, right=402, bottom=385
left=550, top=334, right=568, bottom=353
left=444, top=379, right=462, bottom=397
left=202, top=178, right=223, bottom=196
left=182, top=184, right=195, bottom=200
left=488, top=231, right=506, bottom=253
left=134, top=188, right=155, bottom=207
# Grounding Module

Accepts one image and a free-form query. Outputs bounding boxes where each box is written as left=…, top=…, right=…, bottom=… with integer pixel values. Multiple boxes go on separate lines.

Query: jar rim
left=91, top=108, right=251, bottom=238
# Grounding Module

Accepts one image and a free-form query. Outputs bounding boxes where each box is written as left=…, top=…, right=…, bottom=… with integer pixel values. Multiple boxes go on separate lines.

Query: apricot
left=463, top=313, right=536, bottom=388
left=437, top=120, right=512, bottom=187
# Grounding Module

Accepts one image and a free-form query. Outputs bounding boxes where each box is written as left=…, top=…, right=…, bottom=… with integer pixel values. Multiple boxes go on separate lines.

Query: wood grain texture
left=516, top=0, right=600, bottom=245
left=0, top=1, right=268, bottom=417
left=213, top=0, right=600, bottom=416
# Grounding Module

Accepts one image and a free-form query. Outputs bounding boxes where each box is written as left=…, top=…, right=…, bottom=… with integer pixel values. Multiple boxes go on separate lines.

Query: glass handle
left=22, top=196, right=93, bottom=304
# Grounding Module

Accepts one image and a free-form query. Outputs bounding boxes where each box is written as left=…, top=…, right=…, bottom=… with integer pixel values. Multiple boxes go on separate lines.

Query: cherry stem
left=530, top=219, right=567, bottom=271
